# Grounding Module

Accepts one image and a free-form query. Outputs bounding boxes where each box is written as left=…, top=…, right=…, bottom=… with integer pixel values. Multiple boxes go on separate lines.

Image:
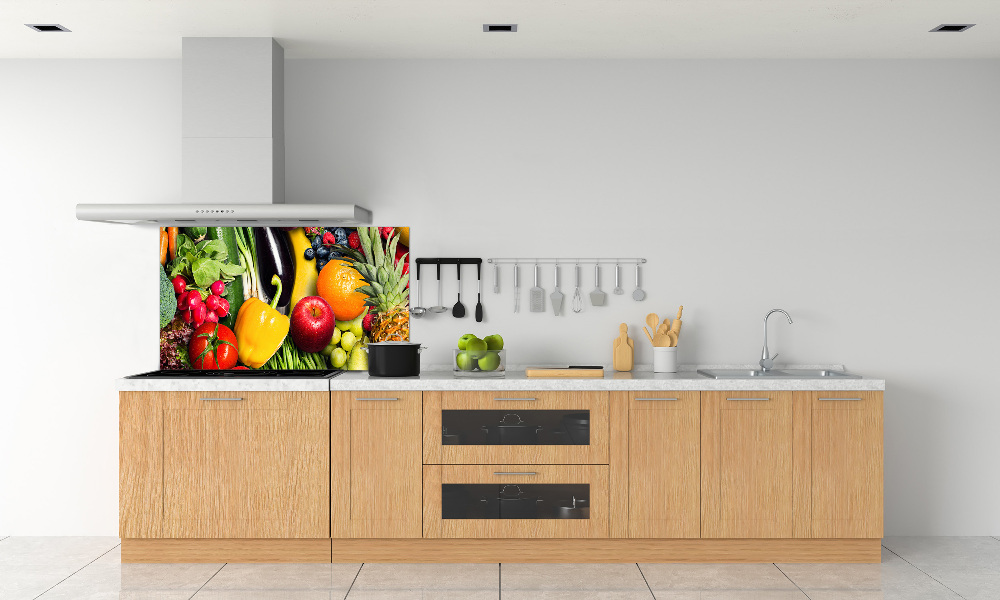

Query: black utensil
left=452, top=263, right=466, bottom=318
left=475, top=262, right=484, bottom=322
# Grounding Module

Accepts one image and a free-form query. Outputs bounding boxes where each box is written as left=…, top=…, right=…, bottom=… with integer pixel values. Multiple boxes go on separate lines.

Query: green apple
left=458, top=334, right=478, bottom=351
left=478, top=351, right=501, bottom=371
left=455, top=351, right=477, bottom=371
left=331, top=347, right=348, bottom=369
left=483, top=334, right=504, bottom=351
left=346, top=346, right=368, bottom=371
left=465, top=337, right=488, bottom=359
left=341, top=331, right=357, bottom=352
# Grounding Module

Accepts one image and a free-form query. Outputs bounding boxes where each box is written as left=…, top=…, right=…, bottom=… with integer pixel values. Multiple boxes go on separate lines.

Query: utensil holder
left=653, top=347, right=678, bottom=373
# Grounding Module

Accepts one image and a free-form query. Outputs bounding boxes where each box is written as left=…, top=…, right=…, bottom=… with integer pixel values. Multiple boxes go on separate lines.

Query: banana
left=288, top=228, right=319, bottom=311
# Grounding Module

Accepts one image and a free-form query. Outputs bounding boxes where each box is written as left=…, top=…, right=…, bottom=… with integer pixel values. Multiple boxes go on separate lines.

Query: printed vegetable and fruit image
left=158, top=225, right=410, bottom=371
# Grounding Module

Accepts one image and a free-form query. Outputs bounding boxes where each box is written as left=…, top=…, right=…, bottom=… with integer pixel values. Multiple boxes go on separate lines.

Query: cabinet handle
left=636, top=397, right=678, bottom=401
left=200, top=397, right=243, bottom=402
left=819, top=397, right=863, bottom=402
left=356, top=397, right=400, bottom=401
left=727, top=397, right=770, bottom=402
left=493, top=472, right=537, bottom=476
left=494, top=397, right=537, bottom=402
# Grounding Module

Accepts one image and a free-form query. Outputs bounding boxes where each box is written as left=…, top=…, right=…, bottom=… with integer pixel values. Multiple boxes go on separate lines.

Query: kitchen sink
left=697, top=368, right=861, bottom=379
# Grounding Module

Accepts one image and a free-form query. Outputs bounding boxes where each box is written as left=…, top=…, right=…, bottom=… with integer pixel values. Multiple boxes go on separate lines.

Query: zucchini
left=208, top=227, right=244, bottom=329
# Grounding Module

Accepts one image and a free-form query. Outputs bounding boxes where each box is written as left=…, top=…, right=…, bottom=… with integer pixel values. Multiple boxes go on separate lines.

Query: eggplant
left=254, top=227, right=294, bottom=311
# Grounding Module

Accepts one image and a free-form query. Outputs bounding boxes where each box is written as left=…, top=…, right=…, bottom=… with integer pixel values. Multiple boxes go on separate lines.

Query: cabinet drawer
left=423, top=391, right=609, bottom=465
left=423, top=464, right=609, bottom=538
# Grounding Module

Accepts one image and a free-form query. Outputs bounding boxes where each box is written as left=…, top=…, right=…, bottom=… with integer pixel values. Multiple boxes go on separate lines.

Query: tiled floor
left=0, top=537, right=998, bottom=599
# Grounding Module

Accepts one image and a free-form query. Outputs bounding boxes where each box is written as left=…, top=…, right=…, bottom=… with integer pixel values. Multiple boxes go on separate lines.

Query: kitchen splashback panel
left=159, top=226, right=409, bottom=371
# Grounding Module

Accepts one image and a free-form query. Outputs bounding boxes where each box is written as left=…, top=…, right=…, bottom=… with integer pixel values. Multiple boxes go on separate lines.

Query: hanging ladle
left=410, top=261, right=426, bottom=317
left=429, top=262, right=449, bottom=313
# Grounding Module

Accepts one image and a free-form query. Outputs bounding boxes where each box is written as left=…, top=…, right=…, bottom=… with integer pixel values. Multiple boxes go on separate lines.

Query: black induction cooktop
left=128, top=369, right=343, bottom=379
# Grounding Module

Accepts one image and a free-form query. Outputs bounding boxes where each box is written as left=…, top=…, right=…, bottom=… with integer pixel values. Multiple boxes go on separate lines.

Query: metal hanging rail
left=487, top=258, right=646, bottom=265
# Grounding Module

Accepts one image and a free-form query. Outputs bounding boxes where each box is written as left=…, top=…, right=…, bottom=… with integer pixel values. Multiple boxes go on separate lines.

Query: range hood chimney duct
left=76, top=37, right=372, bottom=226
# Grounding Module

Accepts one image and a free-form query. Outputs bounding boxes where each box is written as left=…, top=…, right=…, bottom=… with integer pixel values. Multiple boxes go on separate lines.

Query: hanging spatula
left=589, top=264, right=607, bottom=306
left=529, top=264, right=545, bottom=312
left=550, top=265, right=565, bottom=316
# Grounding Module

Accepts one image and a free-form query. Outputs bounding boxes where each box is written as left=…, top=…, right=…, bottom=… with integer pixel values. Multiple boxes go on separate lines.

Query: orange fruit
left=317, top=259, right=367, bottom=321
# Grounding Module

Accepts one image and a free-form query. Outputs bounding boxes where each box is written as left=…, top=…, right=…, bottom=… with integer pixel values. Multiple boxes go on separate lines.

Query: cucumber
left=208, top=227, right=244, bottom=329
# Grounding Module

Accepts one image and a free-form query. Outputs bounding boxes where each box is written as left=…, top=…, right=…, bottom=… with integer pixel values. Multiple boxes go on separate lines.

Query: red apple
left=290, top=296, right=336, bottom=353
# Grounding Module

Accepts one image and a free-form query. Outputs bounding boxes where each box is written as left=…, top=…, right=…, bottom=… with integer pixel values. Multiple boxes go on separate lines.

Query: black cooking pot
left=482, top=413, right=543, bottom=445
left=367, top=342, right=425, bottom=377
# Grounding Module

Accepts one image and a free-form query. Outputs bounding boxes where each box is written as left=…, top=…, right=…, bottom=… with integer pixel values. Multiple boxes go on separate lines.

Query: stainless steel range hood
left=76, top=37, right=372, bottom=226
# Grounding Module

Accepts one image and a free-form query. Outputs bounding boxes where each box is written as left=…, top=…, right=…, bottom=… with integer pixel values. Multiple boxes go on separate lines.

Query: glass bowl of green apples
left=454, top=333, right=505, bottom=377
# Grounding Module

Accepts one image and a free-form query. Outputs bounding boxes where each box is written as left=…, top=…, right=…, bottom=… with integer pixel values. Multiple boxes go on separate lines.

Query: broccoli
left=160, top=268, right=176, bottom=328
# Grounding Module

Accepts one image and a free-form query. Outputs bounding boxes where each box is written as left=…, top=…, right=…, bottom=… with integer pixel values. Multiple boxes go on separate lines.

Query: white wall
left=2, top=59, right=998, bottom=536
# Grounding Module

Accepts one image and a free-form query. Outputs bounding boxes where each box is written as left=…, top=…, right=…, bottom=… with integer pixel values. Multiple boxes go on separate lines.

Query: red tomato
left=188, top=323, right=239, bottom=370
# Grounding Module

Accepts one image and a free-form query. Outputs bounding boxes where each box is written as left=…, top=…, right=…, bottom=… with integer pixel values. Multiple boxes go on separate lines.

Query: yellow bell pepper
left=235, top=274, right=290, bottom=368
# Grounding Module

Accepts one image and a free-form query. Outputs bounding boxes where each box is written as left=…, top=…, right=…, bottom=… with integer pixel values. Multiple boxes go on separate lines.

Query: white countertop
left=118, top=365, right=884, bottom=392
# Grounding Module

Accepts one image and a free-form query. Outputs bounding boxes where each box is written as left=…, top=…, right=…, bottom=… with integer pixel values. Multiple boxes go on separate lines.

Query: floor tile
left=347, top=562, right=499, bottom=599
left=501, top=563, right=652, bottom=599
left=195, top=592, right=335, bottom=599
left=203, top=562, right=360, bottom=592
left=883, top=536, right=1000, bottom=571
left=918, top=566, right=1000, bottom=600
left=0, top=536, right=120, bottom=568
left=0, top=564, right=82, bottom=600
left=638, top=563, right=798, bottom=592
left=696, top=593, right=809, bottom=600
left=776, top=562, right=884, bottom=590
left=121, top=561, right=224, bottom=591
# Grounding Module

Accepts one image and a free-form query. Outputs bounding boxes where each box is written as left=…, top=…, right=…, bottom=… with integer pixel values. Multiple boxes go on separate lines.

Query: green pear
left=346, top=346, right=368, bottom=371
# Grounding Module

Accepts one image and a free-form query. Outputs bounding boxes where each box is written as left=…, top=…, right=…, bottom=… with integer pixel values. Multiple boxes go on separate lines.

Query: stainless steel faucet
left=760, top=309, right=793, bottom=372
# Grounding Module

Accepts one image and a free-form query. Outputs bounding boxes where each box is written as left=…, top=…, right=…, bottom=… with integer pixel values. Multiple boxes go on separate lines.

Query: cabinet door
left=702, top=391, right=793, bottom=538
left=161, top=391, right=329, bottom=539
left=627, top=392, right=700, bottom=538
left=120, top=392, right=164, bottom=538
left=805, top=391, right=883, bottom=538
left=331, top=391, right=422, bottom=538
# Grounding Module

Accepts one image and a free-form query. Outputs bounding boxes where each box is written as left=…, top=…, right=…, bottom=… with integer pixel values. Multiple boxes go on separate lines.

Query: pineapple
left=352, top=227, right=410, bottom=342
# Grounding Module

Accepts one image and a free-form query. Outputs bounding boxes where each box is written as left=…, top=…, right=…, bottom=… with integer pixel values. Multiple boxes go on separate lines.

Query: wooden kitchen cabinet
left=701, top=391, right=794, bottom=538
left=622, top=391, right=700, bottom=538
left=798, top=391, right=883, bottom=538
left=120, top=391, right=330, bottom=539
left=331, top=391, right=422, bottom=538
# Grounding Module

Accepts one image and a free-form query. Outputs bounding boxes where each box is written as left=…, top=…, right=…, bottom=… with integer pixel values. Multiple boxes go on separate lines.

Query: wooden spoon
left=667, top=331, right=679, bottom=347
left=643, top=326, right=655, bottom=346
left=645, top=313, right=659, bottom=334
left=653, top=323, right=671, bottom=347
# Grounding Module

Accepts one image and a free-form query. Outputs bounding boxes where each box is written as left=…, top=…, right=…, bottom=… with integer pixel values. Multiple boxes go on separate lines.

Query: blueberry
left=304, top=247, right=315, bottom=260
left=316, top=246, right=330, bottom=259
left=316, top=259, right=328, bottom=272
left=310, top=236, right=322, bottom=250
left=333, top=227, right=348, bottom=245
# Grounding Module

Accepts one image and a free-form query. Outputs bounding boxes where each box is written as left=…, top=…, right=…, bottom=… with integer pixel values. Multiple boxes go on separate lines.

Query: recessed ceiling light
left=930, top=24, right=975, bottom=32
left=483, top=24, right=517, bottom=32
left=25, top=24, right=71, bottom=32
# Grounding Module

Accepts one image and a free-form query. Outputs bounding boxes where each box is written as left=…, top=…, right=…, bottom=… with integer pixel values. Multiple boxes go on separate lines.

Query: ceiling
left=3, top=0, right=997, bottom=59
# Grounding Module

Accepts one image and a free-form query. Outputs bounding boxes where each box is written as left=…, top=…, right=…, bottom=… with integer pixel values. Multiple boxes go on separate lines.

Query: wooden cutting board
left=525, top=367, right=605, bottom=378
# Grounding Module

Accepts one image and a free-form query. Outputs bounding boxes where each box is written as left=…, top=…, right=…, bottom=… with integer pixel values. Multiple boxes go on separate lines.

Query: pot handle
left=417, top=346, right=427, bottom=354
